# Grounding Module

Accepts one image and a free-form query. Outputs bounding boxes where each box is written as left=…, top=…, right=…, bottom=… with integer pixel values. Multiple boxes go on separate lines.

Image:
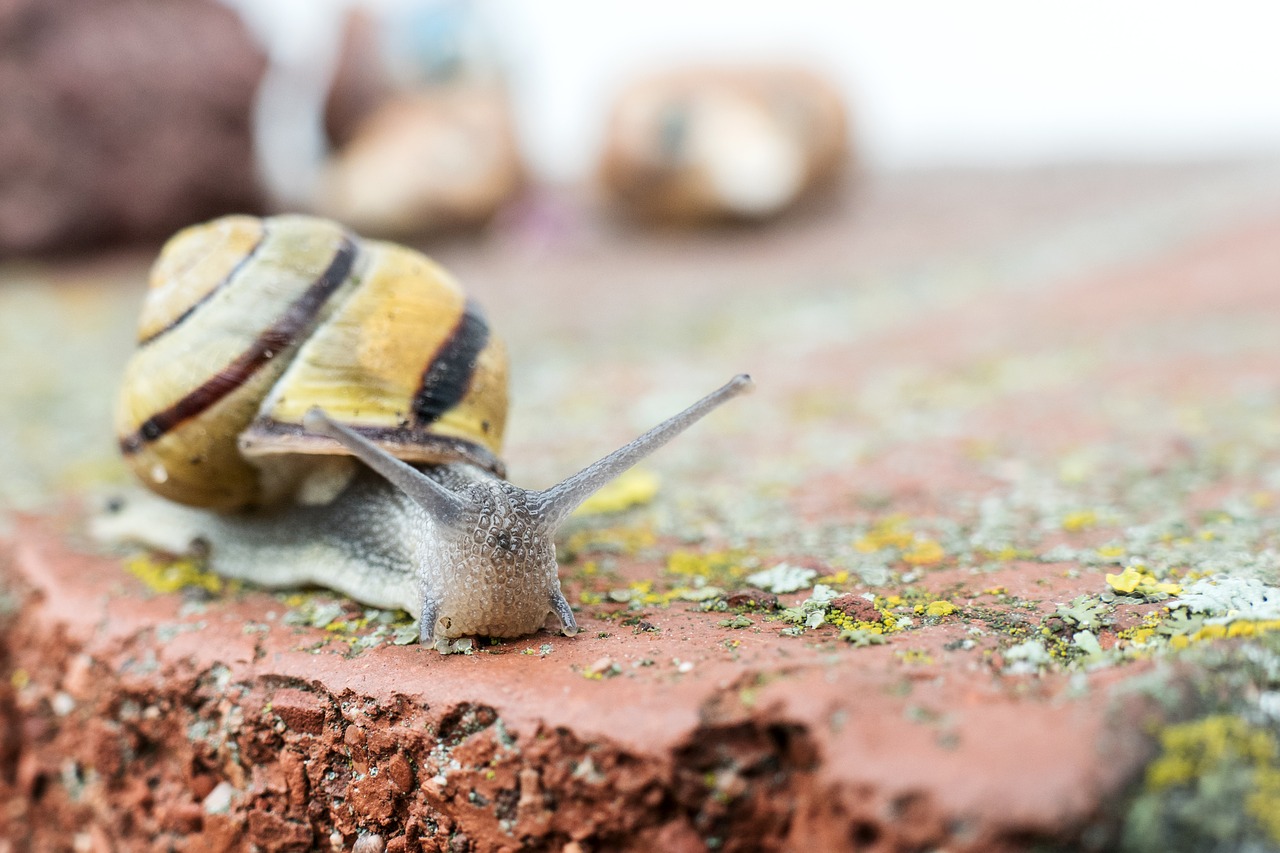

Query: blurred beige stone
left=317, top=85, right=525, bottom=237
left=599, top=65, right=851, bottom=223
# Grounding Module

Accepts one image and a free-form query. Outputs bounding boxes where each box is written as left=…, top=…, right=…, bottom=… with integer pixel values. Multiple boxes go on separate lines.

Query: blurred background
left=5, top=0, right=1280, bottom=252
left=2, top=0, right=1280, bottom=521
left=496, top=0, right=1280, bottom=176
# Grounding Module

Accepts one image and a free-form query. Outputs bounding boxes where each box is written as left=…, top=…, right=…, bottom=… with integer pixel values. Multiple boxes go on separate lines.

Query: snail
left=98, top=213, right=752, bottom=651
left=599, top=65, right=850, bottom=223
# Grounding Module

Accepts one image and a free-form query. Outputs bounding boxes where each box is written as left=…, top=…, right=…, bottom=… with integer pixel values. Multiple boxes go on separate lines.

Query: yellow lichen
left=1105, top=565, right=1181, bottom=597
left=902, top=539, right=945, bottom=566
left=1167, top=620, right=1280, bottom=648
left=1116, top=611, right=1165, bottom=648
left=855, top=516, right=945, bottom=566
left=922, top=600, right=957, bottom=617
left=324, top=616, right=370, bottom=635
left=825, top=613, right=886, bottom=634
left=573, top=469, right=660, bottom=516
left=819, top=594, right=903, bottom=637
left=1128, top=628, right=1156, bottom=644
left=563, top=524, right=657, bottom=558
left=1145, top=714, right=1280, bottom=843
left=896, top=649, right=933, bottom=665
left=1062, top=510, right=1099, bottom=532
left=1253, top=766, right=1280, bottom=843
left=621, top=579, right=688, bottom=608
left=665, top=549, right=748, bottom=585
left=125, top=554, right=224, bottom=595
left=854, top=515, right=916, bottom=552
left=1106, top=566, right=1143, bottom=593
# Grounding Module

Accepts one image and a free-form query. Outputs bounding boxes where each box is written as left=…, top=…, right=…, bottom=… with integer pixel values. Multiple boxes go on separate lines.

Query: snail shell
left=599, top=65, right=850, bottom=222
left=115, top=214, right=507, bottom=511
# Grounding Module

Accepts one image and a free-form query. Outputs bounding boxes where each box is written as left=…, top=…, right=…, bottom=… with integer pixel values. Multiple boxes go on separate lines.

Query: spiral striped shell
left=115, top=214, right=508, bottom=511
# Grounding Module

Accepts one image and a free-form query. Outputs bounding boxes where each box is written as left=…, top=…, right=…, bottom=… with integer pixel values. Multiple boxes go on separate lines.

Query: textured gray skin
left=410, top=463, right=575, bottom=644
left=95, top=464, right=576, bottom=647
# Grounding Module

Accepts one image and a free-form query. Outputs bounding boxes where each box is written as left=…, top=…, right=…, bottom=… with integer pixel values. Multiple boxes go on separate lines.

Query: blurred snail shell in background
left=241, top=2, right=524, bottom=236
left=598, top=65, right=851, bottom=223
left=317, top=84, right=525, bottom=237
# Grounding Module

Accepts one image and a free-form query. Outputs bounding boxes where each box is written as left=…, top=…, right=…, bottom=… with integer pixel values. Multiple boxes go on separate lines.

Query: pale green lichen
left=776, top=584, right=839, bottom=627
left=1177, top=576, right=1280, bottom=621
left=279, top=595, right=415, bottom=650
left=1003, top=639, right=1052, bottom=675
left=1125, top=713, right=1280, bottom=850
left=744, top=563, right=816, bottom=594
left=773, top=585, right=907, bottom=644
left=580, top=576, right=726, bottom=610
left=1104, top=576, right=1280, bottom=657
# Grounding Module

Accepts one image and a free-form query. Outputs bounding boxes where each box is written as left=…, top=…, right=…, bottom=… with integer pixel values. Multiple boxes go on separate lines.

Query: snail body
left=102, top=214, right=751, bottom=649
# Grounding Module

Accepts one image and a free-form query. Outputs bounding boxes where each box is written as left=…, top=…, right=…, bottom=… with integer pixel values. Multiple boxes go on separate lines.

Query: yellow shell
left=115, top=214, right=508, bottom=510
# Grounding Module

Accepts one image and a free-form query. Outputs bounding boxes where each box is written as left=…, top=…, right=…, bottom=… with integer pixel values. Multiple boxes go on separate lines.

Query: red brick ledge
left=1, top=520, right=1148, bottom=852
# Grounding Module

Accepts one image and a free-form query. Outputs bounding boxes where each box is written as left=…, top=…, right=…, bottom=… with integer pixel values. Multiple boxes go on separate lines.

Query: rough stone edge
left=0, top=520, right=1152, bottom=853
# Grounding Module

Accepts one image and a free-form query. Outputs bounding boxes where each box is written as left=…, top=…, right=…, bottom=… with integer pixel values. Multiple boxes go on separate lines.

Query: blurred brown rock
left=0, top=0, right=269, bottom=255
left=599, top=65, right=851, bottom=224
left=323, top=8, right=398, bottom=152
left=0, top=0, right=527, bottom=255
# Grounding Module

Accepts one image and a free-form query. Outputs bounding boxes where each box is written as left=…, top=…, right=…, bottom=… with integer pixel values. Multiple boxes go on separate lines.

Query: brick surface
left=4, top=162, right=1280, bottom=850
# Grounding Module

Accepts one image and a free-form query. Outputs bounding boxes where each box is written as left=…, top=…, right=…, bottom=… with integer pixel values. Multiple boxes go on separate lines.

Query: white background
left=487, top=0, right=1280, bottom=180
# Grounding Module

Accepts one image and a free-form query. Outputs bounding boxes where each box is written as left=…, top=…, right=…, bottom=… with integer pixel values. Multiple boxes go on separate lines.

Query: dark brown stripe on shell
left=240, top=419, right=506, bottom=478
left=412, top=299, right=490, bottom=425
left=138, top=225, right=269, bottom=346
left=120, top=236, right=358, bottom=454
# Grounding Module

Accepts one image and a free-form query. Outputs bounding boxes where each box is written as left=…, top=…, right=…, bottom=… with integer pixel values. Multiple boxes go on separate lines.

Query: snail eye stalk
left=533, top=375, right=754, bottom=530
left=303, top=408, right=469, bottom=527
